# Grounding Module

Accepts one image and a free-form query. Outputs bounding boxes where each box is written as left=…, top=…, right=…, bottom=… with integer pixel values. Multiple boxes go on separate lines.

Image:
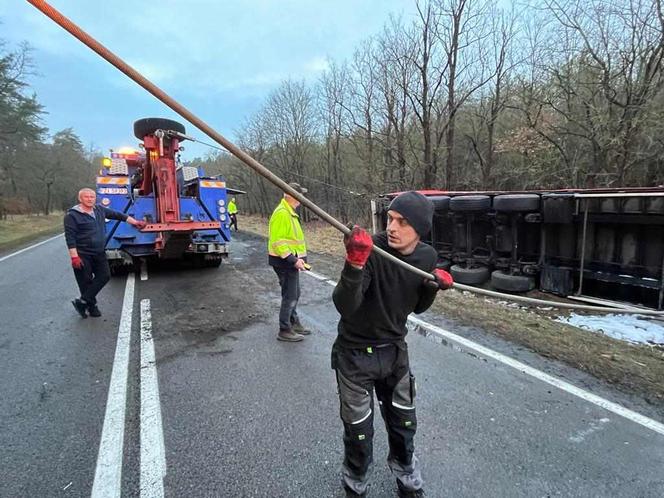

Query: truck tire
left=429, top=195, right=451, bottom=210
left=449, top=195, right=491, bottom=212
left=493, top=194, right=540, bottom=212
left=109, top=260, right=132, bottom=276
left=192, top=254, right=222, bottom=269
left=134, top=117, right=186, bottom=140
left=491, top=270, right=535, bottom=293
left=205, top=256, right=223, bottom=268
left=450, top=264, right=490, bottom=285
left=542, top=193, right=574, bottom=223
left=436, top=258, right=452, bottom=271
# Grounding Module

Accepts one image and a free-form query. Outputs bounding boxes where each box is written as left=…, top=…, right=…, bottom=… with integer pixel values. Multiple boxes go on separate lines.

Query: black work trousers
left=73, top=252, right=111, bottom=306
left=272, top=266, right=300, bottom=330
left=331, top=342, right=422, bottom=494
left=229, top=213, right=238, bottom=231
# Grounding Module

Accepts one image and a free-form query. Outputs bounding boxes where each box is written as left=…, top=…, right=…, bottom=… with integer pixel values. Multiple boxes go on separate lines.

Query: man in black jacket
left=332, top=191, right=453, bottom=498
left=64, top=188, right=145, bottom=317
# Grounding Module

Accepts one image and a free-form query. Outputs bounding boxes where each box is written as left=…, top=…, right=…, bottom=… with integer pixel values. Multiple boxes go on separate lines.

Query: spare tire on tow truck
left=134, top=117, right=186, bottom=139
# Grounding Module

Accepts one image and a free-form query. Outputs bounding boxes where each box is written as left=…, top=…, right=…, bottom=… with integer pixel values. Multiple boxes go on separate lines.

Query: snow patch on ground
left=556, top=313, right=664, bottom=346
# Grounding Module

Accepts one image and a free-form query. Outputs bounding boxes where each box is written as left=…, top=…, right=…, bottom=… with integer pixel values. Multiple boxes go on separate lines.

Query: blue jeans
left=273, top=266, right=300, bottom=330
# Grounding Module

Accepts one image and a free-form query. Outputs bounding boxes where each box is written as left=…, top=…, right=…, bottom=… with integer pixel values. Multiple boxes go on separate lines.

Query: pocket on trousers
left=336, top=370, right=371, bottom=425
left=392, top=372, right=416, bottom=410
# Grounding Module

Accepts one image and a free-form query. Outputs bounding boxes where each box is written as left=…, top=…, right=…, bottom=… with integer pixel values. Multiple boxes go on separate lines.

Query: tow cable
left=27, top=0, right=664, bottom=316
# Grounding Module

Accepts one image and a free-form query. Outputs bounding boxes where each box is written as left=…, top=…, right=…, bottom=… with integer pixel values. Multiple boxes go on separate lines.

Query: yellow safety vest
left=268, top=198, right=307, bottom=259
left=228, top=200, right=237, bottom=215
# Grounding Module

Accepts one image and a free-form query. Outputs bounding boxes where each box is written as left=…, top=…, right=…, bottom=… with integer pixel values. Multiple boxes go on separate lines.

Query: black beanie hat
left=387, top=191, right=434, bottom=237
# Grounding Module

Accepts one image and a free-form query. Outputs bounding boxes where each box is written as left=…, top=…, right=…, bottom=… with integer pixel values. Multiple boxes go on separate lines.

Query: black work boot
left=291, top=320, right=311, bottom=335
left=87, top=304, right=102, bottom=317
left=72, top=299, right=88, bottom=318
left=397, top=481, right=425, bottom=498
left=277, top=328, right=304, bottom=342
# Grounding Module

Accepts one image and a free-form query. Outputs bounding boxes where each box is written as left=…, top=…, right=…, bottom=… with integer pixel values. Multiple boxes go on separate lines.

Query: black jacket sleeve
left=100, top=205, right=128, bottom=221
left=413, top=282, right=438, bottom=314
left=63, top=213, right=77, bottom=249
left=332, top=261, right=372, bottom=316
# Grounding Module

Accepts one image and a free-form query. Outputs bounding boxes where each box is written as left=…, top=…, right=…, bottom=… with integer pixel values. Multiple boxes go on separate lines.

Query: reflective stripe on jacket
left=268, top=198, right=307, bottom=259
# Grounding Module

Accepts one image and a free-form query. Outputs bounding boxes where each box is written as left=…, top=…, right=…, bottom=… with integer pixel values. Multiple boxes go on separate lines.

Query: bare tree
left=465, top=6, right=520, bottom=187
left=427, top=0, right=495, bottom=188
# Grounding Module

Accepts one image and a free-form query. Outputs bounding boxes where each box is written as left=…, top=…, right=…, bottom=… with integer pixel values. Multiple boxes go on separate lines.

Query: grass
left=240, top=213, right=664, bottom=403
left=0, top=213, right=64, bottom=252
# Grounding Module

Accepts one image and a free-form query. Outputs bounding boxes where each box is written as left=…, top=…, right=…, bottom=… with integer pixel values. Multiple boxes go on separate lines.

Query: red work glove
left=426, top=268, right=454, bottom=290
left=434, top=268, right=454, bottom=290
left=344, top=225, right=373, bottom=267
left=134, top=220, right=147, bottom=229
left=71, top=256, right=84, bottom=269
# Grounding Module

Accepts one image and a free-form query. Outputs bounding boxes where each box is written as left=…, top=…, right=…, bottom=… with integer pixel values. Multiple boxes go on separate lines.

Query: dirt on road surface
left=239, top=214, right=664, bottom=404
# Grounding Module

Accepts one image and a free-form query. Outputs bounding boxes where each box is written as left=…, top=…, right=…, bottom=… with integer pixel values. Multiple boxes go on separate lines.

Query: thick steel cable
left=451, top=283, right=664, bottom=314
left=27, top=1, right=664, bottom=316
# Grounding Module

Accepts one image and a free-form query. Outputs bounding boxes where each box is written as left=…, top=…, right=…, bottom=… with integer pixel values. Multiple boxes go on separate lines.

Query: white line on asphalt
left=140, top=299, right=166, bottom=497
left=140, top=260, right=148, bottom=281
left=305, top=269, right=330, bottom=281
left=0, top=233, right=63, bottom=262
left=91, top=274, right=135, bottom=498
left=303, top=271, right=664, bottom=437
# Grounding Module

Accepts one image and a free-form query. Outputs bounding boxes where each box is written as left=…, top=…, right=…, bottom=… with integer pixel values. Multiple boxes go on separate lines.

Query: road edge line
left=0, top=233, right=63, bottom=262
left=303, top=270, right=664, bottom=437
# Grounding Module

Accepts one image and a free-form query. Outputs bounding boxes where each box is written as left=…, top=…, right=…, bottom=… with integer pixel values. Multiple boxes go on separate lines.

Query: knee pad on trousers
left=336, top=370, right=372, bottom=426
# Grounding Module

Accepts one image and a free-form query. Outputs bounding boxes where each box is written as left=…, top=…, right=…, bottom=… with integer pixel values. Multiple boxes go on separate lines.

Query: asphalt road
left=1, top=232, right=663, bottom=497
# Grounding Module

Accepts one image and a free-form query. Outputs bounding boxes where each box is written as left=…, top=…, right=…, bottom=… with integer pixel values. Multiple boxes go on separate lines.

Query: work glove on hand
left=425, top=268, right=454, bottom=291
left=344, top=225, right=373, bottom=267
left=71, top=256, right=84, bottom=270
left=134, top=220, right=147, bottom=229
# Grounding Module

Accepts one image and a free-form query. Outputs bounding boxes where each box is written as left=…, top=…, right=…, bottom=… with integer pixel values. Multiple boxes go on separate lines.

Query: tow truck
left=98, top=117, right=233, bottom=274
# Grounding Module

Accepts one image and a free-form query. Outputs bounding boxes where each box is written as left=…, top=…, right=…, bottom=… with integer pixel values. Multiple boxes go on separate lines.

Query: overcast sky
left=1, top=0, right=419, bottom=159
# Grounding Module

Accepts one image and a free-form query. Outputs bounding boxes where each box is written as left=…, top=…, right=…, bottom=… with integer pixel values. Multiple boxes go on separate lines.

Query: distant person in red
left=64, top=188, right=145, bottom=317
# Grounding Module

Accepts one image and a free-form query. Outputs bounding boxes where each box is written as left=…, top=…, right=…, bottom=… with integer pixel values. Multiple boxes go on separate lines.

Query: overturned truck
left=372, top=187, right=664, bottom=310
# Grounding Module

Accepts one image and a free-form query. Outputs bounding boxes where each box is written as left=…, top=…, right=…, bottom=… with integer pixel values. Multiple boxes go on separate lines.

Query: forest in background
left=3, top=0, right=664, bottom=224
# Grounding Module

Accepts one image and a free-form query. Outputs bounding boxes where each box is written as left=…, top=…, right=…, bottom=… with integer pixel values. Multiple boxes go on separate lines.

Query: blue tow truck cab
left=98, top=118, right=232, bottom=274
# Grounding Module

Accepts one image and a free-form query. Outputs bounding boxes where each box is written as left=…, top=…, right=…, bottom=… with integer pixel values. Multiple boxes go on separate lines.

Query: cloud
left=304, top=56, right=330, bottom=74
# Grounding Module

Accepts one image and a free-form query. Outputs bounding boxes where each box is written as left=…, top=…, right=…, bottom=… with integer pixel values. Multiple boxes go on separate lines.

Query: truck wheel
left=134, top=117, right=186, bottom=140
left=450, top=264, right=490, bottom=285
left=192, top=254, right=222, bottom=269
left=205, top=256, right=223, bottom=268
left=429, top=195, right=451, bottom=211
left=449, top=195, right=491, bottom=212
left=436, top=258, right=452, bottom=271
left=493, top=194, right=540, bottom=212
left=491, top=270, right=535, bottom=293
left=109, top=260, right=131, bottom=276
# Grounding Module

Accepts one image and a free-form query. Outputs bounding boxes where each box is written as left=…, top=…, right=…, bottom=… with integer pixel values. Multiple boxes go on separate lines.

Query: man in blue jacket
left=64, top=188, right=145, bottom=317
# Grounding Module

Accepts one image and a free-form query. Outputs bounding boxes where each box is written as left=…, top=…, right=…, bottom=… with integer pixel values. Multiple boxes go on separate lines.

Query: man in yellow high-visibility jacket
left=228, top=197, right=238, bottom=231
left=268, top=182, right=311, bottom=342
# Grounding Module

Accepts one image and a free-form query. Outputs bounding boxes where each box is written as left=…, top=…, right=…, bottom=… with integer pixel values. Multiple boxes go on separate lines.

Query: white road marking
left=91, top=274, right=135, bottom=498
left=305, top=269, right=330, bottom=281
left=0, top=233, right=63, bottom=262
left=140, top=299, right=166, bottom=497
left=304, top=271, right=664, bottom=437
left=140, top=260, right=148, bottom=281
left=407, top=316, right=664, bottom=437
